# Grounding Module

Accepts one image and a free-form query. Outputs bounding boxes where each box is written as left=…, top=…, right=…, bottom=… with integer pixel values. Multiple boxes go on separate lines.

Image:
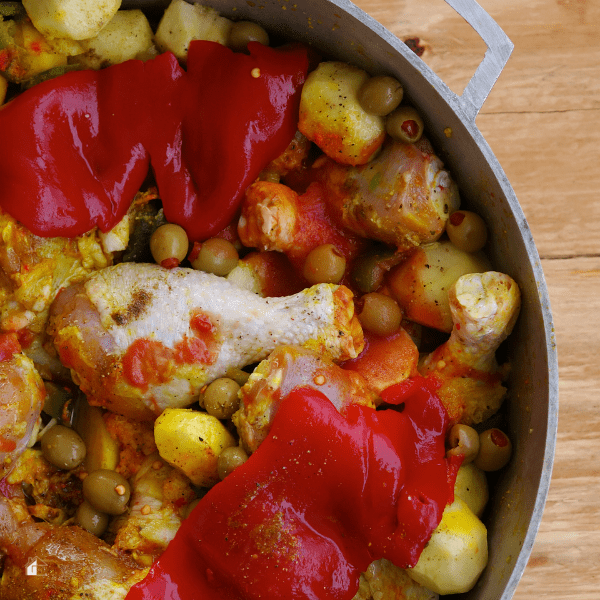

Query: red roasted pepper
left=0, top=41, right=308, bottom=241
left=126, top=377, right=460, bottom=600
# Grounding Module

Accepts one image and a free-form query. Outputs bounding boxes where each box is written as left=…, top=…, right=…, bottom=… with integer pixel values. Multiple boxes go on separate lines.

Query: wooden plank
left=477, top=110, right=600, bottom=259
left=514, top=256, right=600, bottom=598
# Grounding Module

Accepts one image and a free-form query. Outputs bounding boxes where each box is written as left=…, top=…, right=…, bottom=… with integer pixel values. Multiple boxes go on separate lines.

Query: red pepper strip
left=0, top=42, right=308, bottom=241
left=126, top=377, right=460, bottom=600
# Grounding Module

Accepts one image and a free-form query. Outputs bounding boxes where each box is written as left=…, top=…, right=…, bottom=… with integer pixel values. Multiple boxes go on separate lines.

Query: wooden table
left=351, top=0, right=599, bottom=597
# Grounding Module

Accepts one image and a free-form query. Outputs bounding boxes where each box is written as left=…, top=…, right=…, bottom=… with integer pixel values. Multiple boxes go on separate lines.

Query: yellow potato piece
left=388, top=240, right=491, bottom=332
left=154, top=409, right=236, bottom=487
left=23, top=0, right=121, bottom=41
left=155, top=0, right=232, bottom=62
left=407, top=497, right=488, bottom=595
left=79, top=10, right=154, bottom=68
left=454, top=462, right=489, bottom=518
left=298, top=61, right=385, bottom=165
left=73, top=397, right=119, bottom=473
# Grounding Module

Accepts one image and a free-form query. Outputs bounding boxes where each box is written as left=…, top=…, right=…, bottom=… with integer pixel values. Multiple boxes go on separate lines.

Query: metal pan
left=128, top=1, right=558, bottom=597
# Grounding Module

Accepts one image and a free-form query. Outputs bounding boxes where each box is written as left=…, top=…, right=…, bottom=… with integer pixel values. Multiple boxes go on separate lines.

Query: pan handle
left=444, top=0, right=513, bottom=122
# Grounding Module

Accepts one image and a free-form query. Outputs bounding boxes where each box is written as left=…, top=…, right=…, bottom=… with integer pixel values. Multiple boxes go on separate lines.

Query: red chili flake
left=449, top=211, right=465, bottom=227
left=490, top=428, right=510, bottom=448
left=188, top=241, right=202, bottom=263
left=401, top=119, right=419, bottom=139
left=160, top=257, right=180, bottom=269
left=29, top=41, right=43, bottom=55
left=16, top=328, right=35, bottom=349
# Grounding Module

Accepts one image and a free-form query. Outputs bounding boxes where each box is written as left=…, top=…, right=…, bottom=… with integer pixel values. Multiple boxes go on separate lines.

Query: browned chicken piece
left=0, top=202, right=145, bottom=379
left=233, top=345, right=377, bottom=452
left=110, top=454, right=196, bottom=567
left=0, top=337, right=46, bottom=478
left=3, top=448, right=83, bottom=526
left=237, top=179, right=366, bottom=273
left=419, top=271, right=521, bottom=425
left=316, top=137, right=460, bottom=250
left=0, top=495, right=147, bottom=599
left=48, top=263, right=363, bottom=421
left=259, top=130, right=312, bottom=181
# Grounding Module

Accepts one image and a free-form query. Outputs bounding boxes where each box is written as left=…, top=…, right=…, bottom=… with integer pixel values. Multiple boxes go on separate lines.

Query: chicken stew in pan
left=0, top=1, right=519, bottom=598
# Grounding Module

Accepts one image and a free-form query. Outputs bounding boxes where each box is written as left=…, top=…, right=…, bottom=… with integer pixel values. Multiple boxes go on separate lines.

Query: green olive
left=42, top=382, right=75, bottom=421
left=225, top=367, right=251, bottom=387
left=203, top=377, right=241, bottom=420
left=474, top=428, right=512, bottom=472
left=302, top=244, right=347, bottom=285
left=217, top=446, right=249, bottom=480
left=446, top=424, right=480, bottom=464
left=350, top=248, right=396, bottom=293
left=150, top=223, right=189, bottom=268
left=358, top=292, right=402, bottom=337
left=191, top=237, right=239, bottom=276
left=357, top=75, right=404, bottom=117
left=41, top=424, right=86, bottom=470
left=0, top=2, right=26, bottom=18
left=75, top=500, right=109, bottom=537
left=82, top=469, right=131, bottom=515
left=386, top=105, right=424, bottom=143
left=228, top=21, right=270, bottom=53
left=446, top=210, right=488, bottom=253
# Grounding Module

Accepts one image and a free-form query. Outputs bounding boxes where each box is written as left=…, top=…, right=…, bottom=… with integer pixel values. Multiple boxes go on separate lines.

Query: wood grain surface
left=350, top=0, right=599, bottom=597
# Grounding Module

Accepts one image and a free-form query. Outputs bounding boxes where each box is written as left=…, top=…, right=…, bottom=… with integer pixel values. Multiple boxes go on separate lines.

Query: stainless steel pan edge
left=128, top=1, right=559, bottom=598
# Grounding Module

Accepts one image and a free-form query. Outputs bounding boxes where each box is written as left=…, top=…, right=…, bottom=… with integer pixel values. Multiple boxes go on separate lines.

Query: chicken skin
left=419, top=271, right=521, bottom=424
left=316, top=137, right=460, bottom=250
left=233, top=345, right=376, bottom=452
left=0, top=336, right=46, bottom=478
left=0, top=495, right=146, bottom=600
left=48, top=263, right=363, bottom=421
left=238, top=179, right=366, bottom=273
left=110, top=454, right=196, bottom=567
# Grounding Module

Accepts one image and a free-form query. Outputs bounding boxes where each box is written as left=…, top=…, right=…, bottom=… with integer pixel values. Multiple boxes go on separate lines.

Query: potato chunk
left=155, top=0, right=232, bottom=62
left=298, top=62, right=386, bottom=165
left=154, top=408, right=236, bottom=487
left=73, top=396, right=119, bottom=474
left=387, top=240, right=491, bottom=332
left=0, top=18, right=68, bottom=83
left=407, top=497, right=488, bottom=595
left=454, top=462, right=489, bottom=518
left=22, top=0, right=121, bottom=41
left=79, top=10, right=154, bottom=68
